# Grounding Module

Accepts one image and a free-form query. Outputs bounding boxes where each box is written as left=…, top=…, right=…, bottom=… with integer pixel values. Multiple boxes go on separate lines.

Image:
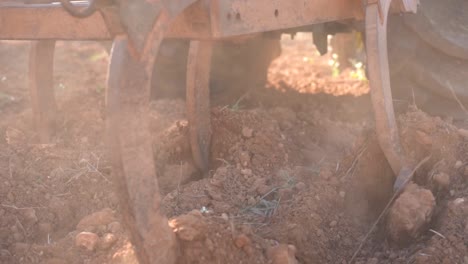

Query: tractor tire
left=387, top=0, right=468, bottom=118
left=150, top=35, right=281, bottom=104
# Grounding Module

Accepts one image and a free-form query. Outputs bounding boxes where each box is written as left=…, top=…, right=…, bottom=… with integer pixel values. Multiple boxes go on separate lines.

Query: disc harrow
left=0, top=0, right=419, bottom=263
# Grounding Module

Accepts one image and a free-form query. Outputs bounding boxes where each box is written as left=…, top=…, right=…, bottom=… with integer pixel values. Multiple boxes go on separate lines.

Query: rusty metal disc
left=29, top=40, right=57, bottom=143
left=186, top=40, right=213, bottom=172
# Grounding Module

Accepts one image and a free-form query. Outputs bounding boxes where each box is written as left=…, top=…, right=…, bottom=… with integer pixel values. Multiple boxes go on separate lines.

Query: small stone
left=267, top=244, right=298, bottom=264
left=241, top=169, right=253, bottom=176
left=234, top=234, right=251, bottom=248
left=366, top=258, right=378, bottom=264
left=339, top=191, right=346, bottom=198
left=433, top=173, right=450, bottom=189
left=242, top=127, right=253, bottom=138
left=99, top=233, right=117, bottom=250
left=295, top=182, right=306, bottom=191
left=329, top=220, right=337, bottom=227
left=415, top=130, right=432, bottom=146
left=75, top=232, right=99, bottom=251
left=239, top=151, right=251, bottom=167
left=450, top=190, right=455, bottom=196
left=107, top=221, right=122, bottom=234
left=316, top=229, right=324, bottom=237
left=247, top=197, right=256, bottom=206
left=454, top=160, right=463, bottom=169
left=221, top=213, right=229, bottom=221
left=21, top=208, right=38, bottom=225
left=319, top=169, right=333, bottom=180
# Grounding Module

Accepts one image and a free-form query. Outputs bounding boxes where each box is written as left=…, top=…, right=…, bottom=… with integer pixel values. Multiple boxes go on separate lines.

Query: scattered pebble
left=295, top=182, right=306, bottom=190
left=239, top=151, right=251, bottom=167
left=241, top=169, right=253, bottom=176
left=234, top=234, right=251, bottom=249
left=433, top=172, right=450, bottom=189
left=339, top=191, right=346, bottom=198
left=221, top=213, right=229, bottom=221
left=454, top=160, right=463, bottom=169
left=99, top=233, right=117, bottom=250
left=329, top=220, right=337, bottom=227
left=75, top=232, right=99, bottom=251
left=267, top=244, right=298, bottom=264
left=247, top=196, right=256, bottom=206
left=319, top=169, right=333, bottom=180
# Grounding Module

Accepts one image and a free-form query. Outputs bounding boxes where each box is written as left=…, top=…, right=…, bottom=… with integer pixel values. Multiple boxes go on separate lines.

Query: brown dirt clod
left=75, top=232, right=99, bottom=252
left=387, top=183, right=436, bottom=244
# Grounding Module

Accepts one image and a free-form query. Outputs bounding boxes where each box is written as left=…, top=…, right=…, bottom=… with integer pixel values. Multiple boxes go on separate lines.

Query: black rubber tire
left=150, top=35, right=281, bottom=104
left=387, top=0, right=468, bottom=118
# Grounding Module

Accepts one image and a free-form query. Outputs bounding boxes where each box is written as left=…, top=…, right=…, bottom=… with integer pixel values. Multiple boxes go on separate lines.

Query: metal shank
left=186, top=40, right=213, bottom=172
left=106, top=31, right=177, bottom=264
left=365, top=0, right=414, bottom=190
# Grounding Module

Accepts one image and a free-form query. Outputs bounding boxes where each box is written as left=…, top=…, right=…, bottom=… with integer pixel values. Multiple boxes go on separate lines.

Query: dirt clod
left=433, top=172, right=450, bottom=189
left=295, top=182, right=306, bottom=191
left=387, top=183, right=436, bottom=244
left=76, top=208, right=116, bottom=232
left=107, top=221, right=122, bottom=234
left=234, top=234, right=251, bottom=249
left=267, top=244, right=298, bottom=264
left=169, top=210, right=206, bottom=241
left=75, top=232, right=99, bottom=252
left=99, top=233, right=117, bottom=250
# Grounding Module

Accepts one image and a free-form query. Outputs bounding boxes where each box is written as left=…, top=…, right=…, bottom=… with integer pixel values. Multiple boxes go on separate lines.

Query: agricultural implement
left=0, top=0, right=419, bottom=263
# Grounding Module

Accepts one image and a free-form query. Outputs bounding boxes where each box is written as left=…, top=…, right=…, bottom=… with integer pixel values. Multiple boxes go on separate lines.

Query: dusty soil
left=0, top=35, right=467, bottom=264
